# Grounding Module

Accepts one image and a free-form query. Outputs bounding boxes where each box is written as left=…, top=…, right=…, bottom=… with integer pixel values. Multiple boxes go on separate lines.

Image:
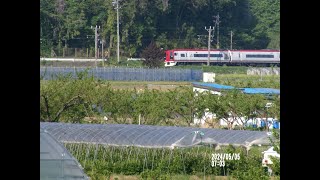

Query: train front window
left=170, top=52, right=173, bottom=59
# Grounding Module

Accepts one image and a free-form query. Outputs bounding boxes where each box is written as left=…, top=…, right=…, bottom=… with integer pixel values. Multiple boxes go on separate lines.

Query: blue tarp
left=192, top=82, right=280, bottom=95
left=241, top=88, right=280, bottom=95
left=192, top=82, right=235, bottom=90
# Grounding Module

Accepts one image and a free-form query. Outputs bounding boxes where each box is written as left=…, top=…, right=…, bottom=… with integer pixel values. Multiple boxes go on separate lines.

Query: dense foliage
left=40, top=0, right=280, bottom=58
left=40, top=73, right=280, bottom=129
left=64, top=144, right=278, bottom=179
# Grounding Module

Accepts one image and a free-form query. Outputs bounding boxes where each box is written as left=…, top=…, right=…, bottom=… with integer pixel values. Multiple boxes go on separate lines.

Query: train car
left=229, top=50, right=280, bottom=65
left=164, top=49, right=228, bottom=67
left=164, top=49, right=280, bottom=67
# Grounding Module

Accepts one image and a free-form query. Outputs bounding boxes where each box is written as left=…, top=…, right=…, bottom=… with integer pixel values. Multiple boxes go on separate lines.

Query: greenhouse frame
left=40, top=122, right=273, bottom=149
left=40, top=128, right=89, bottom=179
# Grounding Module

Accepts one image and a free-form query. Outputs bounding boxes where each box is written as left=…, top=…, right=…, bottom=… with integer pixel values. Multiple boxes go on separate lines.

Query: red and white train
left=164, top=49, right=280, bottom=67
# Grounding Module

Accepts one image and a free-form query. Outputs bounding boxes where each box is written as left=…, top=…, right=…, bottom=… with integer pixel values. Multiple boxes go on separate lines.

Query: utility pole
left=230, top=31, right=234, bottom=50
left=213, top=14, right=221, bottom=49
left=91, top=25, right=100, bottom=66
left=112, top=0, right=121, bottom=63
left=205, top=26, right=214, bottom=66
left=101, top=39, right=105, bottom=66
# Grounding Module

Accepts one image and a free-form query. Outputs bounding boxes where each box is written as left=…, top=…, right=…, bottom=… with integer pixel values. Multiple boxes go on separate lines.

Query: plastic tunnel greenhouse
left=40, top=128, right=89, bottom=179
left=40, top=122, right=273, bottom=148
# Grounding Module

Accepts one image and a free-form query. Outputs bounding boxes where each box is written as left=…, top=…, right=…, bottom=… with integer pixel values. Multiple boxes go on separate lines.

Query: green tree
left=269, top=129, right=280, bottom=176
left=40, top=0, right=280, bottom=57
left=174, top=87, right=203, bottom=126
left=40, top=71, right=98, bottom=122
left=131, top=89, right=171, bottom=125
left=268, top=96, right=280, bottom=121
left=205, top=90, right=250, bottom=130
left=249, top=0, right=280, bottom=49
left=239, top=94, right=266, bottom=130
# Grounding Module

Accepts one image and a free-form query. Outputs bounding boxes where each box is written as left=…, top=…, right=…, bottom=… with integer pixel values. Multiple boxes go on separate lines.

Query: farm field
left=40, top=0, right=280, bottom=179
left=107, top=81, right=191, bottom=91
left=101, top=74, right=280, bottom=90
left=98, top=174, right=234, bottom=180
left=40, top=70, right=280, bottom=179
left=100, top=174, right=279, bottom=180
left=40, top=72, right=280, bottom=126
left=62, top=143, right=278, bottom=180
left=215, top=74, right=280, bottom=89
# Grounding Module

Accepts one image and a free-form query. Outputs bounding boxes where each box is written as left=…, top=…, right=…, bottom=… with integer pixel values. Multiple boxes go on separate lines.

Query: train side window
left=246, top=54, right=274, bottom=58
left=174, top=53, right=177, bottom=56
left=210, top=54, right=223, bottom=57
left=181, top=54, right=185, bottom=57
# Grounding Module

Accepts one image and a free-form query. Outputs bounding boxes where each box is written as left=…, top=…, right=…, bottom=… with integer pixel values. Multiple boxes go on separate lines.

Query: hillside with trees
left=40, top=0, right=280, bottom=58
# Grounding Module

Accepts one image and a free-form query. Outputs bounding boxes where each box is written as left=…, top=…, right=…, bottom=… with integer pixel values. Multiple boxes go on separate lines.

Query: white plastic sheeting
left=40, top=129, right=89, bottom=179
left=41, top=122, right=273, bottom=148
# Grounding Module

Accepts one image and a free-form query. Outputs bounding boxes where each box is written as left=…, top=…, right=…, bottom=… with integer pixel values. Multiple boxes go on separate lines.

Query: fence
left=40, top=67, right=203, bottom=81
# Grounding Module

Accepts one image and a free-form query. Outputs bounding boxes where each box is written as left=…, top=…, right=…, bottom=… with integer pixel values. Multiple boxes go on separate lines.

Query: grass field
left=216, top=74, right=280, bottom=79
left=106, top=81, right=191, bottom=90
left=41, top=73, right=279, bottom=91
left=102, top=73, right=280, bottom=90
left=215, top=74, right=280, bottom=89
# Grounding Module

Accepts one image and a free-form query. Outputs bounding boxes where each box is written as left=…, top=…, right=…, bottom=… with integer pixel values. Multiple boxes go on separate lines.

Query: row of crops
left=64, top=143, right=279, bottom=179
